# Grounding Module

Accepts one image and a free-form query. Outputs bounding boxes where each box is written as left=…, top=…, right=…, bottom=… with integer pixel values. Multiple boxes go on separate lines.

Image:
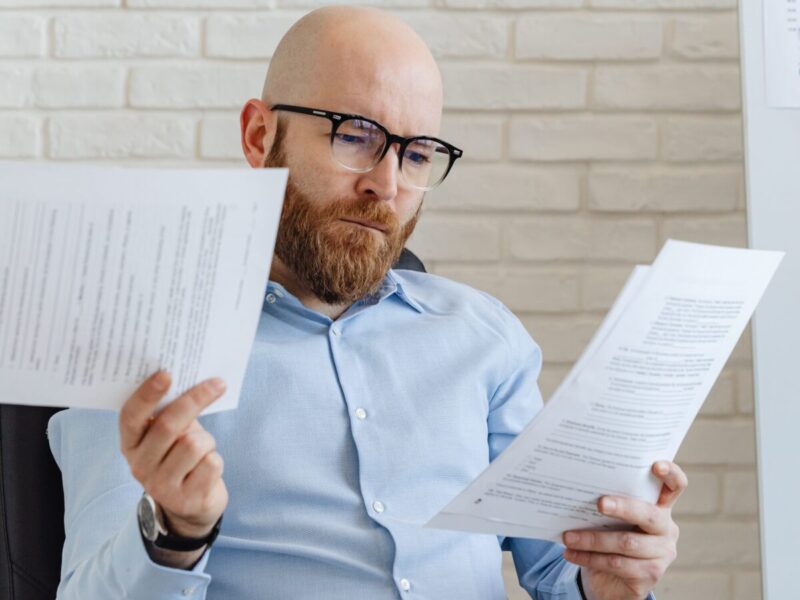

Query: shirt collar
left=264, top=270, right=423, bottom=315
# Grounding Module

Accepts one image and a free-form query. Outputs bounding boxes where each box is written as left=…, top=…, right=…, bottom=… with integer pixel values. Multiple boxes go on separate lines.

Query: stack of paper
left=428, top=240, right=783, bottom=541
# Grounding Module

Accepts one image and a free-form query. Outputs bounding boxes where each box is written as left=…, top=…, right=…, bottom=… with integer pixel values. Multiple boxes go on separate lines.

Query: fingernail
left=152, top=370, right=169, bottom=391
left=601, top=498, right=617, bottom=513
left=208, top=377, right=226, bottom=393
left=656, top=461, right=669, bottom=474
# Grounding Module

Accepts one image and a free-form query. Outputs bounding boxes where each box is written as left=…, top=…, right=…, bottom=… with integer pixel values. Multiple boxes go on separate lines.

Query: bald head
left=262, top=6, right=443, bottom=135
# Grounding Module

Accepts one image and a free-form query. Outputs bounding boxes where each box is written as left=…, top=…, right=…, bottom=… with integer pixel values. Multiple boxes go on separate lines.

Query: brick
left=516, top=15, right=663, bottom=60
left=662, top=116, right=742, bottom=162
left=200, top=115, right=242, bottom=160
left=737, top=367, right=753, bottom=414
left=129, top=0, right=270, bottom=6
left=442, top=65, right=587, bottom=110
left=205, top=14, right=297, bottom=59
left=510, top=116, right=658, bottom=161
left=427, top=165, right=581, bottom=212
left=0, top=66, right=33, bottom=107
left=700, top=369, right=736, bottom=416
left=439, top=115, right=505, bottom=162
left=670, top=14, right=739, bottom=59
left=589, top=167, right=740, bottom=212
left=403, top=14, right=509, bottom=59
left=277, top=0, right=428, bottom=6
left=33, top=66, right=125, bottom=108
left=0, top=0, right=117, bottom=4
left=432, top=266, right=580, bottom=312
left=733, top=571, right=762, bottom=600
left=0, top=117, right=39, bottom=158
left=54, top=15, right=200, bottom=58
left=590, top=0, right=735, bottom=7
left=674, top=521, right=760, bottom=568
left=506, top=216, right=656, bottom=262
left=537, top=364, right=571, bottom=399
left=0, top=16, right=46, bottom=57
left=581, top=266, right=633, bottom=311
left=594, top=66, right=741, bottom=111
left=48, top=115, right=195, bottom=159
left=443, top=0, right=582, bottom=6
left=722, top=471, right=759, bottom=515
left=654, top=570, right=731, bottom=600
left=661, top=215, right=747, bottom=248
left=409, top=215, right=501, bottom=262
left=677, top=419, right=756, bottom=465
left=673, top=471, right=719, bottom=515
left=519, top=315, right=602, bottom=363
left=730, top=326, right=752, bottom=363
left=129, top=65, right=265, bottom=109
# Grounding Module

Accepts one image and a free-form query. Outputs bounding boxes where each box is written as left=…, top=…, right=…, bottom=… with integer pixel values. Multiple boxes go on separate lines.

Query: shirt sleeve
left=48, top=408, right=213, bottom=600
left=486, top=304, right=657, bottom=600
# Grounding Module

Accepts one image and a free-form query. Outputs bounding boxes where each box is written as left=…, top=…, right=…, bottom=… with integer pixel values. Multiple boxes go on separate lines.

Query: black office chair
left=0, top=249, right=426, bottom=600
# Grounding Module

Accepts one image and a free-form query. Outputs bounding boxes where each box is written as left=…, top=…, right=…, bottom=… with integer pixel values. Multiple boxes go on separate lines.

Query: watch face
left=138, top=495, right=158, bottom=542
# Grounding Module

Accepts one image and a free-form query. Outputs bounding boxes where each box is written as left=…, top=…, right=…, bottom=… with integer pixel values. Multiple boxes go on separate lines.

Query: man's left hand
left=562, top=460, right=687, bottom=600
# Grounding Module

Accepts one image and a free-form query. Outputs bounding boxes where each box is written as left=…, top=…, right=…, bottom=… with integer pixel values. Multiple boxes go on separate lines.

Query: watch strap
left=154, top=514, right=223, bottom=552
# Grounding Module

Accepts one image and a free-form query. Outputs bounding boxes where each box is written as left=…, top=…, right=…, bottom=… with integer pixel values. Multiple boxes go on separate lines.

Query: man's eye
left=405, top=151, right=430, bottom=166
left=336, top=133, right=366, bottom=145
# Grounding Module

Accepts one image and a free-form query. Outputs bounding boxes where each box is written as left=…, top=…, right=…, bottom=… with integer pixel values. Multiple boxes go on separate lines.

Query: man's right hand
left=119, top=370, right=229, bottom=543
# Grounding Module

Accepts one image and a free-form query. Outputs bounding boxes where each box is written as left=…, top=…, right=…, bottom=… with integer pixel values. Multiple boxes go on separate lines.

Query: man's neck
left=269, top=257, right=352, bottom=320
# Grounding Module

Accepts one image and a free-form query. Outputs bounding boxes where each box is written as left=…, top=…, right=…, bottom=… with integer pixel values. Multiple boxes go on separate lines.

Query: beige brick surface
left=2, top=4, right=760, bottom=598
left=589, top=166, right=740, bottom=212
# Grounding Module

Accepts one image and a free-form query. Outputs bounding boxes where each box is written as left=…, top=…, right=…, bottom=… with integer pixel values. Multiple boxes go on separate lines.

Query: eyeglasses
left=270, top=104, right=463, bottom=191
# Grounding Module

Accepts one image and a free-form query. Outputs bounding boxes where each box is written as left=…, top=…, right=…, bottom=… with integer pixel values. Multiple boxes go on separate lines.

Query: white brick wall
left=0, top=2, right=755, bottom=598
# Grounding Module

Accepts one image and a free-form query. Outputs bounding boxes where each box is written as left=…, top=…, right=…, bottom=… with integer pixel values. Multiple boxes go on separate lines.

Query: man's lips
left=339, top=217, right=389, bottom=233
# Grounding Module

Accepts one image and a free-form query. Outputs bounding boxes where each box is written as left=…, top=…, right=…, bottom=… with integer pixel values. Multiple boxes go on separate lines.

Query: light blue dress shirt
left=48, top=269, right=652, bottom=600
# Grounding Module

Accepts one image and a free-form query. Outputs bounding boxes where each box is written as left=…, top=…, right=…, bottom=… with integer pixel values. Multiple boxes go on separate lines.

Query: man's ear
left=240, top=99, right=277, bottom=168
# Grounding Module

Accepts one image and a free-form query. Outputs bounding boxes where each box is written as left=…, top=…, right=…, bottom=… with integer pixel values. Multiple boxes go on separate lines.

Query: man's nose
left=356, top=145, right=400, bottom=201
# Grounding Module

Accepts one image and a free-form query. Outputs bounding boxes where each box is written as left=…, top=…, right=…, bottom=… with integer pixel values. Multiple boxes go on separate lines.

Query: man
left=49, top=7, right=684, bottom=599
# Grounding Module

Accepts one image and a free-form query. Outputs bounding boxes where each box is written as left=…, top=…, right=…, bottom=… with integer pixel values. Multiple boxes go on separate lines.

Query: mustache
left=311, top=194, right=401, bottom=235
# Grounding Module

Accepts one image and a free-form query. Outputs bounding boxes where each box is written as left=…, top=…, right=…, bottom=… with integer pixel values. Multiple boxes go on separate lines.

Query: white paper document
left=0, top=163, right=287, bottom=414
left=764, top=0, right=800, bottom=107
left=428, top=240, right=783, bottom=541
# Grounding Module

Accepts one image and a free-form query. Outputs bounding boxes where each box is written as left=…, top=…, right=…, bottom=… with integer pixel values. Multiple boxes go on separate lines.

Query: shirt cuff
left=109, top=510, right=213, bottom=599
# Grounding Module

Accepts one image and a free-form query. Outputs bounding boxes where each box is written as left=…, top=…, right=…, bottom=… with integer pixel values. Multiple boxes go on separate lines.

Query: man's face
left=262, top=41, right=443, bottom=305
left=265, top=118, right=421, bottom=305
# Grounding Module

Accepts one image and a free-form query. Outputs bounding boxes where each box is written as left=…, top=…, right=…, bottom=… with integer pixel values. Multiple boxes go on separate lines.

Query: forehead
left=304, top=36, right=443, bottom=138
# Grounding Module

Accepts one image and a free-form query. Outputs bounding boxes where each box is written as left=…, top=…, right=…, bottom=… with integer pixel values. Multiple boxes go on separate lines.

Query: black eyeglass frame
left=270, top=103, right=463, bottom=190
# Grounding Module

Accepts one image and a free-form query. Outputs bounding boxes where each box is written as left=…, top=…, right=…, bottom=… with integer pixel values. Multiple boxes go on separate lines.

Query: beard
left=264, top=121, right=421, bottom=305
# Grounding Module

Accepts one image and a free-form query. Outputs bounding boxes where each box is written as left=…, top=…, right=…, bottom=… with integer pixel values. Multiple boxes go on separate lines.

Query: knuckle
left=205, top=452, right=224, bottom=475
left=621, top=532, right=638, bottom=552
left=129, top=461, right=148, bottom=483
left=609, top=554, right=624, bottom=569
left=151, top=416, right=179, bottom=438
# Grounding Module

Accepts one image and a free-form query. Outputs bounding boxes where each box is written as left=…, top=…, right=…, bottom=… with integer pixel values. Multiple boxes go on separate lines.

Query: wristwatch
left=137, top=492, right=222, bottom=552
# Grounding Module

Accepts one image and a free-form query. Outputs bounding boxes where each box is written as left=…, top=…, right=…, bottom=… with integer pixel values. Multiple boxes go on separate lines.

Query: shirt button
left=331, top=326, right=341, bottom=337
left=265, top=293, right=277, bottom=304
left=355, top=408, right=367, bottom=420
left=181, top=586, right=197, bottom=596
left=372, top=500, right=385, bottom=513
left=399, top=578, right=411, bottom=592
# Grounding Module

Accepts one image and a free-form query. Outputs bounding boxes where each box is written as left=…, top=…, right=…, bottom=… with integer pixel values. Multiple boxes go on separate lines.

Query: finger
left=653, top=461, right=688, bottom=509
left=119, top=370, right=171, bottom=452
left=598, top=495, right=670, bottom=536
left=183, top=451, right=225, bottom=497
left=132, top=378, right=226, bottom=479
left=158, top=429, right=217, bottom=488
left=562, top=529, right=664, bottom=559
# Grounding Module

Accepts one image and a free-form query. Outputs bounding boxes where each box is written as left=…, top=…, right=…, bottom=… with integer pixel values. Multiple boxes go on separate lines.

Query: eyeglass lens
left=332, top=118, right=452, bottom=190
